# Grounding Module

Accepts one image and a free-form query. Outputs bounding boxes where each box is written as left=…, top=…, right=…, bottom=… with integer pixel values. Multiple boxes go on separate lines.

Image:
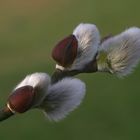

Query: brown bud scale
left=7, top=86, right=35, bottom=113
left=52, top=34, right=78, bottom=67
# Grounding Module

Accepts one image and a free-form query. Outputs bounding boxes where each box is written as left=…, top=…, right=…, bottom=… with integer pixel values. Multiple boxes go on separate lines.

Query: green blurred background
left=0, top=0, right=140, bottom=140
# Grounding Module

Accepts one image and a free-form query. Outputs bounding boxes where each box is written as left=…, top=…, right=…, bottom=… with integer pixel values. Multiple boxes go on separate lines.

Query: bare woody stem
left=51, top=69, right=81, bottom=84
left=0, top=106, right=14, bottom=122
left=51, top=58, right=98, bottom=84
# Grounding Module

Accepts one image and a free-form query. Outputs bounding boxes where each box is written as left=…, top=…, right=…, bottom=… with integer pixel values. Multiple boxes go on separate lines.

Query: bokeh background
left=0, top=0, right=140, bottom=140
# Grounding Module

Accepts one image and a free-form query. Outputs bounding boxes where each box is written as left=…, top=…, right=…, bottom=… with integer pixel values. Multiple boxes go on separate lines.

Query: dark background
left=0, top=0, right=140, bottom=140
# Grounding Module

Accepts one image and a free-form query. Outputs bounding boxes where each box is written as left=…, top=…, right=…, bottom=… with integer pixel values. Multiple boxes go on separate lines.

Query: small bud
left=52, top=35, right=78, bottom=67
left=7, top=86, right=35, bottom=113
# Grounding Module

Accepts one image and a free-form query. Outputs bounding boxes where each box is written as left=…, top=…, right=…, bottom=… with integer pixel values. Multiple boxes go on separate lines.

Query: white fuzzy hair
left=70, top=23, right=100, bottom=70
left=99, top=27, right=140, bottom=77
left=42, top=78, right=86, bottom=121
left=14, top=73, right=50, bottom=107
left=15, top=73, right=50, bottom=90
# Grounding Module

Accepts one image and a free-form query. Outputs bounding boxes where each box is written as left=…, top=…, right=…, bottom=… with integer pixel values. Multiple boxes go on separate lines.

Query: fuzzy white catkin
left=15, top=73, right=50, bottom=90
left=13, top=73, right=86, bottom=121
left=71, top=23, right=100, bottom=70
left=42, top=78, right=86, bottom=121
left=99, top=27, right=140, bottom=77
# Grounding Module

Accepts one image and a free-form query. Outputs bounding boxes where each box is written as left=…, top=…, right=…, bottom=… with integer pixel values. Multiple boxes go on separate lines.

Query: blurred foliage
left=0, top=0, right=140, bottom=140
